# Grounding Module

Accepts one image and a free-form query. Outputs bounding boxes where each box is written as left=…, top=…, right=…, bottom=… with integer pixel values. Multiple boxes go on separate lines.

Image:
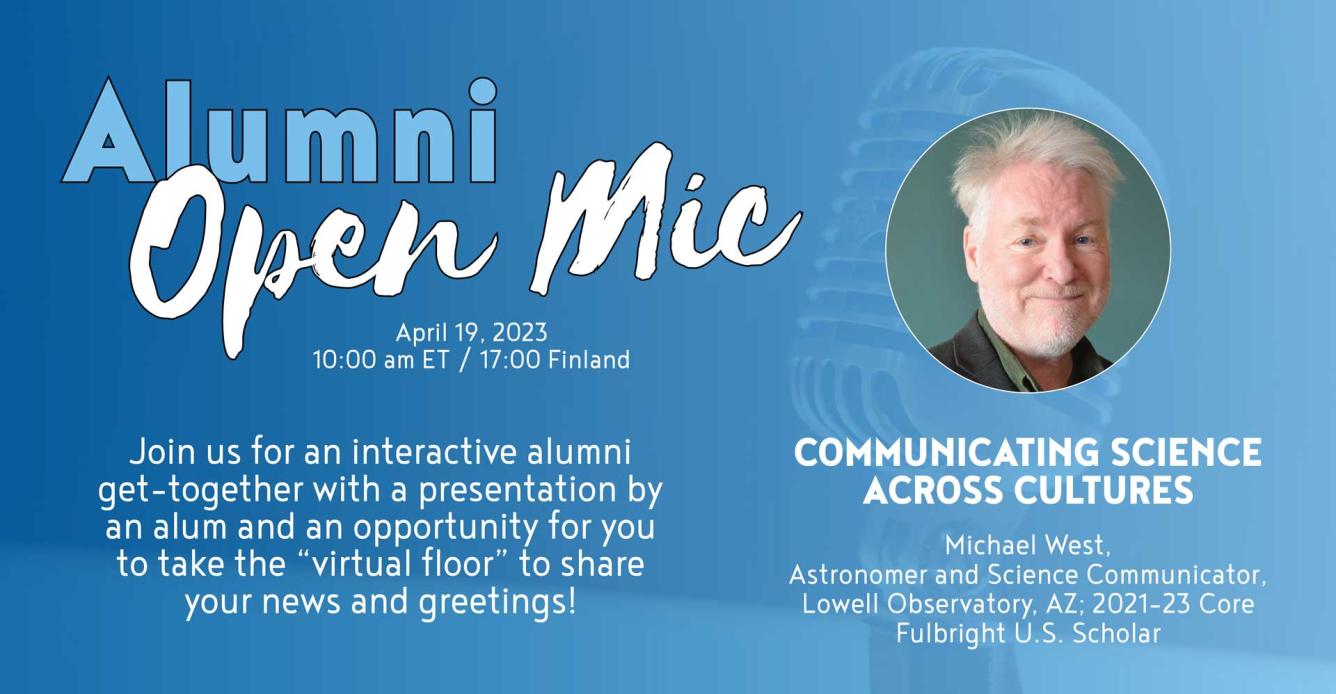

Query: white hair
left=951, top=112, right=1123, bottom=234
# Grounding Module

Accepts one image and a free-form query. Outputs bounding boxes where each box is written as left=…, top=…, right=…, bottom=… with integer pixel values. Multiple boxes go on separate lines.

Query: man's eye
left=1016, top=238, right=1036, bottom=247
left=1075, top=235, right=1094, bottom=245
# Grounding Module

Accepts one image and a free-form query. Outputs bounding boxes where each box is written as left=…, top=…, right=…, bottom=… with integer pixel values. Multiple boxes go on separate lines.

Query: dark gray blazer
left=929, top=314, right=1017, bottom=390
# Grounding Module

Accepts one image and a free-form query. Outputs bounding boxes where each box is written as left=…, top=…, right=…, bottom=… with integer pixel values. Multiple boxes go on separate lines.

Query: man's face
left=964, top=161, right=1111, bottom=359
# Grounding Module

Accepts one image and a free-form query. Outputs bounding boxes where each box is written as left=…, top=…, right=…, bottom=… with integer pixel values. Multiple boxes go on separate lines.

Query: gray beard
left=978, top=292, right=1089, bottom=360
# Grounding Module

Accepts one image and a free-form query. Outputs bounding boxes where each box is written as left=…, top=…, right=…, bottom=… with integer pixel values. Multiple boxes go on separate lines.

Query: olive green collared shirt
left=976, top=309, right=1107, bottom=392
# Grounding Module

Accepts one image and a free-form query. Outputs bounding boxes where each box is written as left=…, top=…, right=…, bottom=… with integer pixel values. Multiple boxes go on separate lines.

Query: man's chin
left=1022, top=339, right=1082, bottom=360
left=983, top=300, right=1099, bottom=359
left=1014, top=320, right=1089, bottom=360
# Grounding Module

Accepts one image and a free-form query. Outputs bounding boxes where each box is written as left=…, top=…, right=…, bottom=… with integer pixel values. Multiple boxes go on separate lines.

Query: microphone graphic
left=790, top=47, right=1159, bottom=692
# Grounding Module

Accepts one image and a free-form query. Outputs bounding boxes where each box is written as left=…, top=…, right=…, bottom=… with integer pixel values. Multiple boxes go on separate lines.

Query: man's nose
left=1043, top=242, right=1078, bottom=284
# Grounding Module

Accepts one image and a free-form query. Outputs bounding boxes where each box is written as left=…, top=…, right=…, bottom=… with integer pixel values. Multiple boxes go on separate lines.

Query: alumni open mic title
left=60, top=77, right=804, bottom=358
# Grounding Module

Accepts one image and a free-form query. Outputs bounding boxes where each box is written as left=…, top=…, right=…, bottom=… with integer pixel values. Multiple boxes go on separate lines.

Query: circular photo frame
left=885, top=108, right=1171, bottom=393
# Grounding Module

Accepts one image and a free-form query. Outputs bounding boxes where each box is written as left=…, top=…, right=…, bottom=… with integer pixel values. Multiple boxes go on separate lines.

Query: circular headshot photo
left=886, top=108, right=1170, bottom=393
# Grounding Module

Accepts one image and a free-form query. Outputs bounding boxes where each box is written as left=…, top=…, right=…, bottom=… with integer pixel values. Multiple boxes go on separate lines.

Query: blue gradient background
left=2, top=1, right=1333, bottom=691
